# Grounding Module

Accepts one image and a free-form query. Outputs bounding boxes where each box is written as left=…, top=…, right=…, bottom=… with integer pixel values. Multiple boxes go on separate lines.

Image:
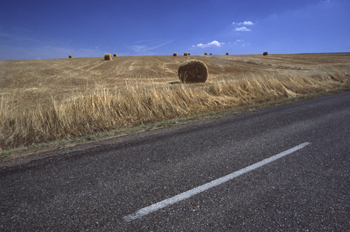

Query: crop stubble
left=0, top=53, right=349, bottom=151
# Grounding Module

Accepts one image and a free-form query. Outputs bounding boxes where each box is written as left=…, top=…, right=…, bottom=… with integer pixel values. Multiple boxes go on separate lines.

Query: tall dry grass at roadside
left=1, top=70, right=349, bottom=150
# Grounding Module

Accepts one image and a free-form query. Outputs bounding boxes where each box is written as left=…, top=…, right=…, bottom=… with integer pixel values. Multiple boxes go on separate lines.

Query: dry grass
left=1, top=53, right=350, bottom=150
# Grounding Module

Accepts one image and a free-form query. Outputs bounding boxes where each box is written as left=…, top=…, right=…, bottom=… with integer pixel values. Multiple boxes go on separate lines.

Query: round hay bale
left=204, top=53, right=208, bottom=55
left=188, top=53, right=190, bottom=55
left=226, top=52, right=229, bottom=55
left=184, top=52, right=188, bottom=56
left=263, top=52, right=268, bottom=56
left=209, top=53, right=212, bottom=55
left=104, top=53, right=112, bottom=60
left=69, top=55, right=73, bottom=58
left=173, top=52, right=177, bottom=56
left=113, top=53, right=117, bottom=57
left=178, top=60, right=208, bottom=83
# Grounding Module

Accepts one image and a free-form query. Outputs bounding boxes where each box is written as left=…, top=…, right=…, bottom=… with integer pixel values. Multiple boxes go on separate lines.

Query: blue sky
left=0, top=0, right=349, bottom=60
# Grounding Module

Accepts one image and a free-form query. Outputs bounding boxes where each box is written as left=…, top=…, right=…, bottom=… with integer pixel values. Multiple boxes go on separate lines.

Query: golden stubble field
left=1, top=53, right=350, bottom=152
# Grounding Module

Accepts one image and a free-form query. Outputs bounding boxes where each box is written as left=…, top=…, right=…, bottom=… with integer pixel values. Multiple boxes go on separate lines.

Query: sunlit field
left=1, top=53, right=350, bottom=150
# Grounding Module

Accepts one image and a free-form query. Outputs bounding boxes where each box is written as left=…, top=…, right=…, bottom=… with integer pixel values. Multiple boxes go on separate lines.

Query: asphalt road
left=1, top=92, right=350, bottom=231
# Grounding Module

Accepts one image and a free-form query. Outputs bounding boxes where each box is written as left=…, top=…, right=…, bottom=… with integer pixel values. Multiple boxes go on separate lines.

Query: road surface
left=1, top=92, right=349, bottom=231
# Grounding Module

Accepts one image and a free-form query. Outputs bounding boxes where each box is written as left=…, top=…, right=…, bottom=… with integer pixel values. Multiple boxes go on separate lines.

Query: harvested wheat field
left=1, top=53, right=350, bottom=151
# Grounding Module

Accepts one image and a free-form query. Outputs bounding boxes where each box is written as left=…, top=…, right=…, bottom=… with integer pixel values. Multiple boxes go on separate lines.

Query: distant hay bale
left=173, top=52, right=177, bottom=56
left=178, top=59, right=208, bottom=84
left=204, top=53, right=208, bottom=55
left=209, top=53, right=212, bottom=55
left=188, top=53, right=190, bottom=55
left=69, top=55, right=73, bottom=58
left=184, top=52, right=188, bottom=56
left=263, top=52, right=268, bottom=56
left=104, top=53, right=112, bottom=60
left=113, top=53, right=117, bottom=57
left=226, top=53, right=229, bottom=55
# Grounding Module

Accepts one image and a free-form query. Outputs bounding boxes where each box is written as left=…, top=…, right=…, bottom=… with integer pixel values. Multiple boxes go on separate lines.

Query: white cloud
left=232, top=21, right=254, bottom=25
left=243, top=21, right=253, bottom=25
left=232, top=21, right=253, bottom=32
left=235, top=27, right=251, bottom=32
left=193, top=40, right=225, bottom=48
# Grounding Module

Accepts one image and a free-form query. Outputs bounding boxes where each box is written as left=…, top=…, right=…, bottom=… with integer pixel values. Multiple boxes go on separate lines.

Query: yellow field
left=1, top=53, right=350, bottom=150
